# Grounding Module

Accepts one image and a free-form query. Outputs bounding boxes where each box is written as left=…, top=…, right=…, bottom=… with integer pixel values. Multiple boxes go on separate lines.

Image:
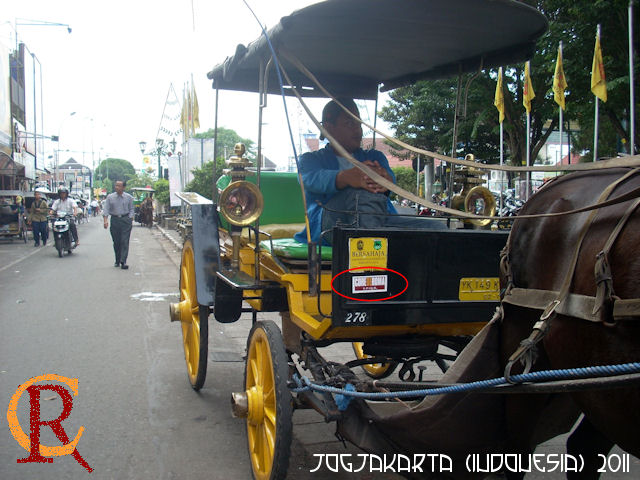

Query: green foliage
left=184, top=158, right=226, bottom=200
left=391, top=167, right=421, bottom=200
left=153, top=179, right=170, bottom=207
left=94, top=158, right=136, bottom=186
left=126, top=171, right=157, bottom=189
left=380, top=0, right=638, bottom=164
left=194, top=127, right=256, bottom=162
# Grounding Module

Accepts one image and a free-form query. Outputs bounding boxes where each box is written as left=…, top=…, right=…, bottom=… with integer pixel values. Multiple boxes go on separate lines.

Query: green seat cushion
left=260, top=237, right=332, bottom=260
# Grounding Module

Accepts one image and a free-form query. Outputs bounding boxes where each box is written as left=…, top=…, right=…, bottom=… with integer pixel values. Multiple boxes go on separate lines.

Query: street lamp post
left=139, top=138, right=177, bottom=180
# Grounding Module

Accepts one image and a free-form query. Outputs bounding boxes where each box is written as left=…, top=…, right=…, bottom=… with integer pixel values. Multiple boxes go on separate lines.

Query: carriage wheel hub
left=246, top=386, right=264, bottom=425
left=169, top=299, right=192, bottom=323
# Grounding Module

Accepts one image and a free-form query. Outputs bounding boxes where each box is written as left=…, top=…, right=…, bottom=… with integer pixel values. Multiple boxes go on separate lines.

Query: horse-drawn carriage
left=131, top=187, right=155, bottom=227
left=170, top=1, right=640, bottom=478
left=0, top=190, right=29, bottom=243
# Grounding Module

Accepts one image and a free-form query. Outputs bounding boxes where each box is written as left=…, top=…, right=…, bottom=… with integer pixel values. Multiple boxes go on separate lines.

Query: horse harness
left=500, top=168, right=640, bottom=382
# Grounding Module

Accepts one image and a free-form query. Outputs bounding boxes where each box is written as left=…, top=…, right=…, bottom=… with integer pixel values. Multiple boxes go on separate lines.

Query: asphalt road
left=1, top=219, right=638, bottom=480
left=1, top=219, right=256, bottom=479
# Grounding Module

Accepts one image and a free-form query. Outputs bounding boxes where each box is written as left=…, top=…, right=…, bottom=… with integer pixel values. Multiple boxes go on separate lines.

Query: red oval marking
left=331, top=266, right=409, bottom=302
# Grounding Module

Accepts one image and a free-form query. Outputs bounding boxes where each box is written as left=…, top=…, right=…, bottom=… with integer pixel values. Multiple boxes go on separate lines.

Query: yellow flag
left=494, top=67, right=505, bottom=123
left=553, top=46, right=568, bottom=110
left=191, top=83, right=200, bottom=133
left=180, top=86, right=188, bottom=135
left=523, top=61, right=535, bottom=114
left=591, top=32, right=607, bottom=102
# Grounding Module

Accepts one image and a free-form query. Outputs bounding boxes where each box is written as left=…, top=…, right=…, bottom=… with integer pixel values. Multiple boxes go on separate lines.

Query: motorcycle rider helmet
left=58, top=186, right=69, bottom=196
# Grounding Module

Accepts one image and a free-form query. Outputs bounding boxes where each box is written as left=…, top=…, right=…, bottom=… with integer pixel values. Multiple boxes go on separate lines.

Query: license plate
left=458, top=277, right=500, bottom=301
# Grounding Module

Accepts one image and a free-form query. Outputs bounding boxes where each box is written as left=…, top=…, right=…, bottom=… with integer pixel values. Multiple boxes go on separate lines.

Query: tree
left=94, top=158, right=136, bottom=186
left=153, top=179, right=170, bottom=207
left=194, top=127, right=256, bottom=162
left=184, top=159, right=226, bottom=200
left=126, top=171, right=157, bottom=189
left=391, top=167, right=422, bottom=201
left=380, top=0, right=638, bottom=165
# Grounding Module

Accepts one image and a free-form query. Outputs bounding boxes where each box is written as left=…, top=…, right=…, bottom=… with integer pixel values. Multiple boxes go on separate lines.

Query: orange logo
left=7, top=374, right=92, bottom=472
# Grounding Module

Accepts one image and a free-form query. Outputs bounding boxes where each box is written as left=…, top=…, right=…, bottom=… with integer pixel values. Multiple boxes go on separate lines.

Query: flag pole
left=494, top=67, right=505, bottom=213
left=499, top=121, right=504, bottom=213
left=630, top=0, right=636, bottom=155
left=526, top=111, right=531, bottom=198
left=593, top=25, right=601, bottom=162
left=558, top=41, right=564, bottom=164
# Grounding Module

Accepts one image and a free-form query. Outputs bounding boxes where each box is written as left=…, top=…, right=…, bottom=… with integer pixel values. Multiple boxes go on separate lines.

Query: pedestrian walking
left=103, top=180, right=134, bottom=269
left=29, top=190, right=49, bottom=246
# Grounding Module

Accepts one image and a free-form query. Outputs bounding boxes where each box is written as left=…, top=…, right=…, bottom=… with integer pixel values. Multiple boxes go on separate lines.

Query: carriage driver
left=294, top=98, right=443, bottom=245
left=50, top=186, right=79, bottom=247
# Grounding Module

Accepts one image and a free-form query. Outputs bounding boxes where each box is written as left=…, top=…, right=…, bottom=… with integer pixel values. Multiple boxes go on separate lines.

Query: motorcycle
left=51, top=211, right=75, bottom=257
left=493, top=189, right=524, bottom=229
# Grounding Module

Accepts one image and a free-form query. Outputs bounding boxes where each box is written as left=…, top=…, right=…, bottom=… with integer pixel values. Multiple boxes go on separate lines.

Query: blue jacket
left=294, top=145, right=397, bottom=244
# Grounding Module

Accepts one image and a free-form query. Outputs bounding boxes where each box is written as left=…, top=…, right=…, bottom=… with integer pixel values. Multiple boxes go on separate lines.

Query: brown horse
left=501, top=167, right=640, bottom=478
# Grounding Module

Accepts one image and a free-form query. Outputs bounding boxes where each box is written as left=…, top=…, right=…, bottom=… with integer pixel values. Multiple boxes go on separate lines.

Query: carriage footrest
left=217, top=269, right=268, bottom=290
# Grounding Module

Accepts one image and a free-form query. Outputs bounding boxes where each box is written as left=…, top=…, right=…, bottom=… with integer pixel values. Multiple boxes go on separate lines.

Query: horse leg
left=566, top=416, right=613, bottom=480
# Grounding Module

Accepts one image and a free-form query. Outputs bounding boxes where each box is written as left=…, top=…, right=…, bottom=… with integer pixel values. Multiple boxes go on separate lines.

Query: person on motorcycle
left=50, top=186, right=79, bottom=247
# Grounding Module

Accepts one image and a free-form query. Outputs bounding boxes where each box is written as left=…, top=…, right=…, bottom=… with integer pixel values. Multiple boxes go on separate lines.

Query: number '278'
left=345, top=312, right=368, bottom=324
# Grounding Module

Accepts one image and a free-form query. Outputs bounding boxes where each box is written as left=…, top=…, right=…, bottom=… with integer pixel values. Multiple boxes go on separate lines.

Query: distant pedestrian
left=29, top=190, right=49, bottom=246
left=103, top=180, right=134, bottom=270
left=91, top=199, right=99, bottom=216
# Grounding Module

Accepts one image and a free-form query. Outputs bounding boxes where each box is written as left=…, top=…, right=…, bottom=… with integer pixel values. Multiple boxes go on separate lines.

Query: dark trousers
left=32, top=221, right=48, bottom=244
left=69, top=221, right=79, bottom=244
left=110, top=216, right=132, bottom=264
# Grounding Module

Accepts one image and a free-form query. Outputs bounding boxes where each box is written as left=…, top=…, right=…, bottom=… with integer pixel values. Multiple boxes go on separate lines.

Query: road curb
left=153, top=224, right=182, bottom=268
left=155, top=224, right=182, bottom=250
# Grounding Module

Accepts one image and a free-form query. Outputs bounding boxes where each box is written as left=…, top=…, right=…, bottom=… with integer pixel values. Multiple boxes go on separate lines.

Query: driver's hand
left=361, top=160, right=390, bottom=194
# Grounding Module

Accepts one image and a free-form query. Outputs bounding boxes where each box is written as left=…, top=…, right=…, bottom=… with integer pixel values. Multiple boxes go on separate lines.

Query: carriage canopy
left=207, top=0, right=548, bottom=99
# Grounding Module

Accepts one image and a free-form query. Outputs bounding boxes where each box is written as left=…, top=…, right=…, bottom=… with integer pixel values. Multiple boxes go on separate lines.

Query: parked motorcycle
left=493, top=189, right=524, bottom=229
left=50, top=212, right=75, bottom=257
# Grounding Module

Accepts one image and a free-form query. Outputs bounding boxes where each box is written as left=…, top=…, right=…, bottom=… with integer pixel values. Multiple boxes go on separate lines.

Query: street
left=0, top=219, right=397, bottom=480
left=1, top=220, right=638, bottom=480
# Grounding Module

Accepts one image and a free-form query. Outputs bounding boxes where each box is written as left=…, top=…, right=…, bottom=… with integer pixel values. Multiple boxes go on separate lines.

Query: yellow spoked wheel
left=352, top=342, right=398, bottom=379
left=245, top=321, right=292, bottom=480
left=178, top=239, right=208, bottom=390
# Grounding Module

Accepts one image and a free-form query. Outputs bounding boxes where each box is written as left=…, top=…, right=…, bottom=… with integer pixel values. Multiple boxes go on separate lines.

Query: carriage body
left=196, top=170, right=506, bottom=342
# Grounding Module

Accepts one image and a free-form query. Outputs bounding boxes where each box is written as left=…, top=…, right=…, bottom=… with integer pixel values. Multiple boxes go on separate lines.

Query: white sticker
left=352, top=275, right=388, bottom=294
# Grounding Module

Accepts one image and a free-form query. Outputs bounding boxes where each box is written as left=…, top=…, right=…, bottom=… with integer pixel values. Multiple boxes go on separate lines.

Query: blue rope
left=291, top=362, right=640, bottom=401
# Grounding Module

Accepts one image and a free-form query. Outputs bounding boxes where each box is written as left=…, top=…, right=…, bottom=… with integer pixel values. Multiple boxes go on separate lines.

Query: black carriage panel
left=191, top=203, right=221, bottom=307
left=330, top=227, right=508, bottom=328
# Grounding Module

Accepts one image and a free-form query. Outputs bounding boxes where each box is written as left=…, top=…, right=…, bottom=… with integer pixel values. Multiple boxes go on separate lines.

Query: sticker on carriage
left=349, top=237, right=388, bottom=270
left=352, top=274, right=388, bottom=294
left=458, top=277, right=500, bottom=301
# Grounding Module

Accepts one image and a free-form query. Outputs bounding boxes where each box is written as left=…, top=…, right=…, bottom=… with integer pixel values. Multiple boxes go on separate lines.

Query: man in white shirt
left=50, top=186, right=79, bottom=246
left=103, top=180, right=135, bottom=269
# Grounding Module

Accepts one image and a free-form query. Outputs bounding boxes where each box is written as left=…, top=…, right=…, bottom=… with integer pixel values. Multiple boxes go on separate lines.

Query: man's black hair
left=320, top=98, right=359, bottom=140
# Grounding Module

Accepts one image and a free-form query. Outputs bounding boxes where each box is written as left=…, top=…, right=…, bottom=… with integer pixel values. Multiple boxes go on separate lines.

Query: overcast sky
left=2, top=0, right=383, bottom=171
